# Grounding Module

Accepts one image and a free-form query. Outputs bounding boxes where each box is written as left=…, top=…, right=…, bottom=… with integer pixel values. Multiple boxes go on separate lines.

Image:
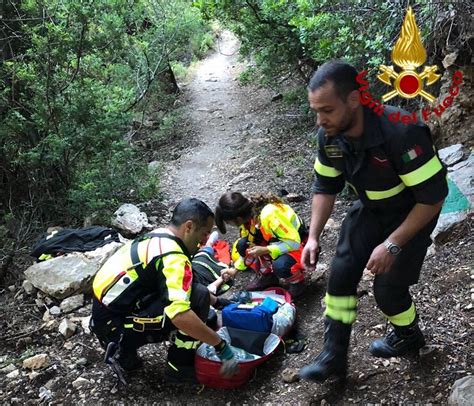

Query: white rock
left=60, top=294, right=84, bottom=313
left=29, top=371, right=40, bottom=380
left=240, top=156, right=258, bottom=170
left=228, top=172, right=253, bottom=186
left=72, top=377, right=90, bottom=389
left=6, top=369, right=19, bottom=379
left=22, top=354, right=49, bottom=370
left=24, top=242, right=121, bottom=299
left=0, top=364, right=17, bottom=374
left=80, top=316, right=92, bottom=334
left=22, top=280, right=36, bottom=295
left=324, top=218, right=340, bottom=229
left=448, top=154, right=474, bottom=207
left=432, top=212, right=468, bottom=243
left=448, top=375, right=474, bottom=405
left=59, top=319, right=77, bottom=339
left=39, top=386, right=52, bottom=402
left=42, top=309, right=53, bottom=322
left=49, top=306, right=61, bottom=316
left=438, top=144, right=467, bottom=167
left=111, top=203, right=150, bottom=236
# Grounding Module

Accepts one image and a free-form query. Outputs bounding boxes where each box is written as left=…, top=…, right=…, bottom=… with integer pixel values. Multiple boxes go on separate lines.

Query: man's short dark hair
left=308, top=60, right=358, bottom=100
left=170, top=198, right=214, bottom=228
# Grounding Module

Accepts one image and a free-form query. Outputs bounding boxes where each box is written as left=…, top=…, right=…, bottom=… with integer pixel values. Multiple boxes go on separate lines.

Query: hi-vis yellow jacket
left=92, top=229, right=193, bottom=320
left=233, top=203, right=303, bottom=270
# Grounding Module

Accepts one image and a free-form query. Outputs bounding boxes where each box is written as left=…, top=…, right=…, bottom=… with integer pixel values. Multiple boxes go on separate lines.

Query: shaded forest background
left=1, top=0, right=472, bottom=281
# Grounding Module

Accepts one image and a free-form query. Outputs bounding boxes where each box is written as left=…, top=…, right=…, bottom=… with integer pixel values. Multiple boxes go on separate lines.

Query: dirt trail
left=162, top=30, right=256, bottom=207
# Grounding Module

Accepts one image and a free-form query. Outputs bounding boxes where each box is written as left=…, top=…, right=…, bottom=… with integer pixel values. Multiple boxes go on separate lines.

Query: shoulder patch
left=402, top=145, right=423, bottom=163
left=324, top=145, right=343, bottom=158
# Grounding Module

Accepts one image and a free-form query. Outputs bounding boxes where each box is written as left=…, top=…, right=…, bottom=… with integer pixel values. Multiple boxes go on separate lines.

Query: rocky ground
left=0, top=32, right=472, bottom=405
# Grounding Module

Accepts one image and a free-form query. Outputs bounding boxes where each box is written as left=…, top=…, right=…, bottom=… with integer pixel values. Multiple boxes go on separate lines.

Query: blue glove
left=214, top=340, right=239, bottom=377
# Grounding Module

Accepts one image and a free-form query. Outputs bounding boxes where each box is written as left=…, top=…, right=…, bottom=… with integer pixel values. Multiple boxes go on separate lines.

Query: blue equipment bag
left=222, top=303, right=274, bottom=333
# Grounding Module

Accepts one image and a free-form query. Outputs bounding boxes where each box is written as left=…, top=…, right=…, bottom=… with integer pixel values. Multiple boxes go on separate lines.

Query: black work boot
left=118, top=347, right=143, bottom=371
left=369, top=323, right=425, bottom=358
left=245, top=273, right=279, bottom=291
left=164, top=342, right=198, bottom=385
left=299, top=317, right=352, bottom=382
left=164, top=363, right=198, bottom=384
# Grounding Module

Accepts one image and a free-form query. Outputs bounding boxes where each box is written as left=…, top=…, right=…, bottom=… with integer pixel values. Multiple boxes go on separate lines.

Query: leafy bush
left=0, top=0, right=212, bottom=225
left=196, top=0, right=471, bottom=92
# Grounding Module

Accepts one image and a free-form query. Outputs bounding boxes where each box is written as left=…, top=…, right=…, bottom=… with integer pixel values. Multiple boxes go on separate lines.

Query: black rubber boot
left=369, top=323, right=425, bottom=358
left=117, top=347, right=143, bottom=371
left=299, top=317, right=352, bottom=382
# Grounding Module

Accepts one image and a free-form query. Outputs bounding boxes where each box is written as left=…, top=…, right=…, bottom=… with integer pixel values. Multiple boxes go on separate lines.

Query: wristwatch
left=384, top=239, right=402, bottom=256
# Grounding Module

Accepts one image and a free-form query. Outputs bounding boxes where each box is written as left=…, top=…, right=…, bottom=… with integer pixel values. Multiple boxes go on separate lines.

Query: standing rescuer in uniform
left=90, top=198, right=238, bottom=384
left=299, top=61, right=448, bottom=382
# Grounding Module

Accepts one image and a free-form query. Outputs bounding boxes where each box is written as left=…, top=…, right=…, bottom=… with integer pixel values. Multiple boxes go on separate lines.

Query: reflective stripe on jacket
left=312, top=105, right=448, bottom=208
left=92, top=229, right=192, bottom=319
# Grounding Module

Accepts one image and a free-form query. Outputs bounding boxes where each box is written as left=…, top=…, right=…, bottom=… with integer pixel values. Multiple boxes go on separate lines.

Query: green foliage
left=275, top=166, right=284, bottom=177
left=151, top=110, right=182, bottom=144
left=1, top=0, right=212, bottom=224
left=238, top=66, right=258, bottom=86
left=196, top=0, right=467, bottom=89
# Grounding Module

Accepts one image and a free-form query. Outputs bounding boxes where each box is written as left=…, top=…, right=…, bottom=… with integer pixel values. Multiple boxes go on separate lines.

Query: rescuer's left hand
left=365, top=243, right=396, bottom=275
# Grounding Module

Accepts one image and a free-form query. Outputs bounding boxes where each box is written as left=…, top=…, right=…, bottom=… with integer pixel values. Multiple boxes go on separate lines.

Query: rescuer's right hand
left=215, top=340, right=239, bottom=377
left=301, top=239, right=321, bottom=271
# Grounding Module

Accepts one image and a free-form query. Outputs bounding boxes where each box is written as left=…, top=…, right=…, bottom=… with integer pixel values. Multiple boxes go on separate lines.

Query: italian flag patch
left=402, top=145, right=423, bottom=163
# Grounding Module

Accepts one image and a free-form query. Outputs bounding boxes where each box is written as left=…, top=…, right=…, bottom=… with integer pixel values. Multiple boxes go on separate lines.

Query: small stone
left=59, top=318, right=77, bottom=339
left=29, top=371, right=40, bottom=380
left=8, top=285, right=15, bottom=292
left=324, top=218, right=339, bottom=229
left=42, top=309, right=53, bottom=322
left=44, top=320, right=58, bottom=331
left=6, top=369, right=19, bottom=379
left=1, top=364, right=17, bottom=374
left=72, top=377, right=90, bottom=389
left=81, top=316, right=91, bottom=334
left=35, top=298, right=45, bottom=308
left=60, top=294, right=84, bottom=313
left=22, top=280, right=36, bottom=295
left=282, top=368, right=300, bottom=383
left=76, top=358, right=88, bottom=367
left=49, top=306, right=61, bottom=316
left=63, top=341, right=74, bottom=350
left=271, top=93, right=283, bottom=102
left=426, top=243, right=436, bottom=258
left=39, top=386, right=52, bottom=402
left=23, top=353, right=49, bottom=370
